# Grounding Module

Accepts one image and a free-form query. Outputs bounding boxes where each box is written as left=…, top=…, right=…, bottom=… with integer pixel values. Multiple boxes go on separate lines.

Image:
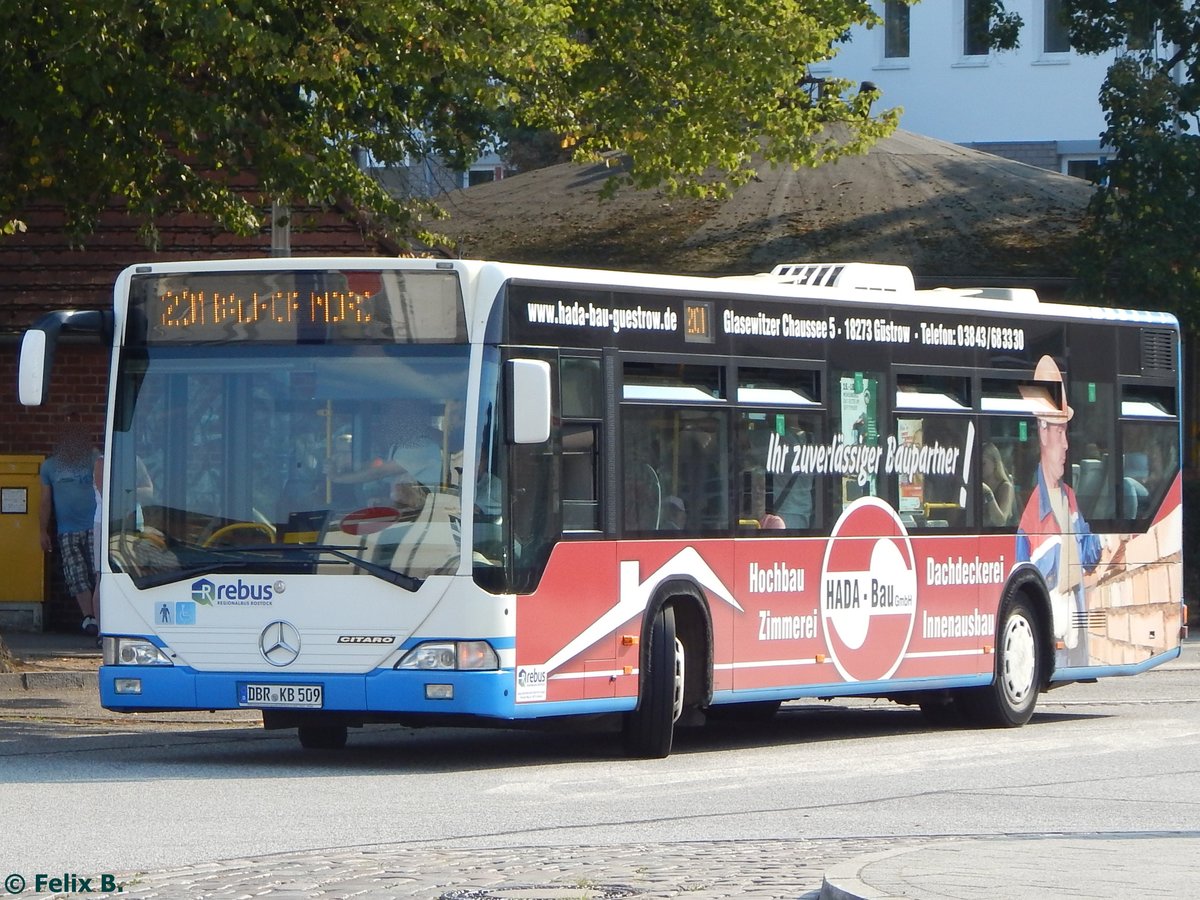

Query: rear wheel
left=961, top=596, right=1042, bottom=727
left=298, top=724, right=348, bottom=750
left=623, top=605, right=680, bottom=758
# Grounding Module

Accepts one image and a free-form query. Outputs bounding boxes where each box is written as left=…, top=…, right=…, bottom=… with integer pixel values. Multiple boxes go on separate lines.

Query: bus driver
left=327, top=404, right=443, bottom=516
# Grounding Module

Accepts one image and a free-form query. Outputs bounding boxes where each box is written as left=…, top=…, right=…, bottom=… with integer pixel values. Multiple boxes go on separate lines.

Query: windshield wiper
left=133, top=559, right=280, bottom=590
left=131, top=545, right=423, bottom=592
left=297, top=544, right=423, bottom=591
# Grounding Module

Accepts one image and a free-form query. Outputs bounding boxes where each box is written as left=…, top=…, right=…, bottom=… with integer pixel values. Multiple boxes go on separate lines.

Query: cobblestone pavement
left=16, top=839, right=924, bottom=900
left=18, top=833, right=1187, bottom=900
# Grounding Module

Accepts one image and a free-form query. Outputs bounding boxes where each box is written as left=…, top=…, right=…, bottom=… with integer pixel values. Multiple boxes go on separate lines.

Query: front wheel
left=622, top=605, right=681, bottom=759
left=961, top=596, right=1042, bottom=727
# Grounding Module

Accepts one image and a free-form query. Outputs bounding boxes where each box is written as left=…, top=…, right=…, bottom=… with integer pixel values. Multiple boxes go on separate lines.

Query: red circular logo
left=820, top=497, right=918, bottom=682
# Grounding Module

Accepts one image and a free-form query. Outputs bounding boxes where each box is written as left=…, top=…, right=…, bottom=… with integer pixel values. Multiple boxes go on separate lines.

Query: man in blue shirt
left=39, top=419, right=100, bottom=635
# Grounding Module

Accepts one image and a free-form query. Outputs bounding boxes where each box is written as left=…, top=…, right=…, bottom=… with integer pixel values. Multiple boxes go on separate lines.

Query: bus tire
left=298, top=724, right=348, bottom=750
left=961, top=595, right=1042, bottom=727
left=623, top=604, right=679, bottom=759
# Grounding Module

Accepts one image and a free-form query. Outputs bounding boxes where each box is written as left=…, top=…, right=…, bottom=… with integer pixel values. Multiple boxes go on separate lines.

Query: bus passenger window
left=893, top=415, right=972, bottom=530
left=833, top=372, right=881, bottom=515
left=560, top=357, right=603, bottom=533
left=738, top=412, right=819, bottom=531
left=1068, top=379, right=1116, bottom=521
left=979, top=419, right=1028, bottom=529
left=980, top=442, right=1015, bottom=527
left=562, top=423, right=599, bottom=531
left=561, top=357, right=603, bottom=418
left=1120, top=421, right=1177, bottom=523
left=622, top=407, right=729, bottom=535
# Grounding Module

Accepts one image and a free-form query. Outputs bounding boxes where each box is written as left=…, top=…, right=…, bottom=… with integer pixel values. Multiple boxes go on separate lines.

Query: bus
left=19, top=257, right=1186, bottom=756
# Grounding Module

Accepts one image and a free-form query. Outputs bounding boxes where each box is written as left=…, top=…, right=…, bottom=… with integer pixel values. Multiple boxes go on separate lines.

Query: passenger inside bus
left=1122, top=451, right=1150, bottom=518
left=662, top=495, right=687, bottom=530
left=981, top=442, right=1015, bottom=526
left=326, top=402, right=443, bottom=518
left=766, top=415, right=815, bottom=528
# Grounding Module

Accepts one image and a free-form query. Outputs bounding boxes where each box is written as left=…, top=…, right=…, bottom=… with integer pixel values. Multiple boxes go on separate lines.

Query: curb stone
left=819, top=843, right=929, bottom=900
left=817, top=833, right=1200, bottom=900
left=0, top=671, right=97, bottom=691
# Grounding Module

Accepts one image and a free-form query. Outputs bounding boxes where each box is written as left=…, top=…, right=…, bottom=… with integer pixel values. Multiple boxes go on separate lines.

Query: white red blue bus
left=19, top=257, right=1186, bottom=756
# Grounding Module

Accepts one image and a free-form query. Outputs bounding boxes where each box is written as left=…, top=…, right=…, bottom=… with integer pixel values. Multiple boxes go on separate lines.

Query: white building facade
left=817, top=0, right=1120, bottom=176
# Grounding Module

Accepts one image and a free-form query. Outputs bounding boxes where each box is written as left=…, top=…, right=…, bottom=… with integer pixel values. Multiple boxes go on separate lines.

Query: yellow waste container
left=0, top=455, right=46, bottom=630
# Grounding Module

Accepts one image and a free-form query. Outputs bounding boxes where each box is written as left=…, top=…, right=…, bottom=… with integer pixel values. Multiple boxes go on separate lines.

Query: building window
left=1043, top=0, right=1070, bottom=53
left=884, top=1, right=910, bottom=59
left=1064, top=157, right=1103, bottom=181
left=963, top=0, right=990, bottom=56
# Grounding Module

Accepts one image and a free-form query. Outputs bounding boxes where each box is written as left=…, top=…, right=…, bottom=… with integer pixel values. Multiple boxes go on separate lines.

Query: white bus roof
left=117, top=256, right=1178, bottom=327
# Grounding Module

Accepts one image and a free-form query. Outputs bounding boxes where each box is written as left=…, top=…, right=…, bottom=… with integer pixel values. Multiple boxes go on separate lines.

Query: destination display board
left=129, top=269, right=466, bottom=344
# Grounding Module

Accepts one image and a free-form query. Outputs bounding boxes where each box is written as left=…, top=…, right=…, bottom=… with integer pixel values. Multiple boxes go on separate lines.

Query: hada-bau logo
left=191, top=577, right=277, bottom=605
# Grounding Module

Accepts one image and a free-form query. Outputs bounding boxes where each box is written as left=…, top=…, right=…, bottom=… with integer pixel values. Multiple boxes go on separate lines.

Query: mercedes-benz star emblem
left=259, top=620, right=301, bottom=667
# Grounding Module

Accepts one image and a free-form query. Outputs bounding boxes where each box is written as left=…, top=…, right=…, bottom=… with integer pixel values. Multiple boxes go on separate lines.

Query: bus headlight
left=396, top=640, right=499, bottom=671
left=102, top=637, right=173, bottom=667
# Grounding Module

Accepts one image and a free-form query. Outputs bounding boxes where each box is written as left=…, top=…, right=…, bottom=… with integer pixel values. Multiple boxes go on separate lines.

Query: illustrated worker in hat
left=1016, top=355, right=1103, bottom=667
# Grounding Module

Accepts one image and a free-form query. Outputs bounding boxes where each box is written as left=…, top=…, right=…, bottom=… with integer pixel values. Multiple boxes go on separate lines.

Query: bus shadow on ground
left=87, top=702, right=1110, bottom=776
left=677, top=703, right=1106, bottom=754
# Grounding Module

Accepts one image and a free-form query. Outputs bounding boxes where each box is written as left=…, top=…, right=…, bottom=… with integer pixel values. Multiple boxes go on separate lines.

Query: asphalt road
left=2, top=657, right=1198, bottom=886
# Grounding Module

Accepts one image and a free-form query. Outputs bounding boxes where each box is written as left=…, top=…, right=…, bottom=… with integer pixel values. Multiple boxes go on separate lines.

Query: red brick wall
left=2, top=198, right=398, bottom=628
left=1, top=344, right=110, bottom=456
left=1, top=202, right=401, bottom=333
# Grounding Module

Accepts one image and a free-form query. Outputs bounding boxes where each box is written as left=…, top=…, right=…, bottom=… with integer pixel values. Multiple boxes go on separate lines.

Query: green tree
left=1, top=0, right=899, bottom=247
left=1059, top=2, right=1200, bottom=328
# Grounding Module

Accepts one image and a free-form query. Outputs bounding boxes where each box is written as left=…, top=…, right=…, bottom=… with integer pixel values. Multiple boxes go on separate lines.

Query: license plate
left=238, top=683, right=323, bottom=708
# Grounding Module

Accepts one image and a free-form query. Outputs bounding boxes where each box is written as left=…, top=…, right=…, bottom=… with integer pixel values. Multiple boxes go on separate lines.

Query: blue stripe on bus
left=508, top=697, right=639, bottom=718
left=100, top=647, right=1180, bottom=719
left=709, top=673, right=993, bottom=706
left=99, top=666, right=521, bottom=718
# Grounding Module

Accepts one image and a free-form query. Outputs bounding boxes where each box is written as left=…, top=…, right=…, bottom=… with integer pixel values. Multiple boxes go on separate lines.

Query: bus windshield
left=108, top=343, right=468, bottom=588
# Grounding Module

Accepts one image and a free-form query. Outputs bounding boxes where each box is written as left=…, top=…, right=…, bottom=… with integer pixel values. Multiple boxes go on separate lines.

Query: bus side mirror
left=508, top=359, right=551, bottom=444
left=17, top=309, right=111, bottom=406
left=18, top=328, right=51, bottom=406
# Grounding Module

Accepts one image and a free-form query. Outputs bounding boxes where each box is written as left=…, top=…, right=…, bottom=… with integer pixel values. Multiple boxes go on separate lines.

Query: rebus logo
left=517, top=667, right=548, bottom=687
left=192, top=579, right=216, bottom=605
left=191, top=578, right=274, bottom=604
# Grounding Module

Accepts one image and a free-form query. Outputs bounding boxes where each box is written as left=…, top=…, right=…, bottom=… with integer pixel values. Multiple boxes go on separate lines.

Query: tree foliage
left=1058, top=2, right=1200, bottom=328
left=0, top=0, right=899, bottom=247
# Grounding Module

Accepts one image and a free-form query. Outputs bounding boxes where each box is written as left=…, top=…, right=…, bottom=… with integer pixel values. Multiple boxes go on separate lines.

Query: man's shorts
left=58, top=529, right=95, bottom=596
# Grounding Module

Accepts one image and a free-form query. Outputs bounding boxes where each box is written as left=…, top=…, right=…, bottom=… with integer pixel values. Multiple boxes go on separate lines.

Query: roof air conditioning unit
left=769, top=263, right=915, bottom=293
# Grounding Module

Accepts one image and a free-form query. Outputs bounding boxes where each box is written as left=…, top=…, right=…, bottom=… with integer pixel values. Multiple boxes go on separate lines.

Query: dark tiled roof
left=434, top=130, right=1094, bottom=284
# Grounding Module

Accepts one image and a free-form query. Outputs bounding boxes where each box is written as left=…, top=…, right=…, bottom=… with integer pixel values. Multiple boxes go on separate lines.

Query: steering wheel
left=203, top=521, right=277, bottom=547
